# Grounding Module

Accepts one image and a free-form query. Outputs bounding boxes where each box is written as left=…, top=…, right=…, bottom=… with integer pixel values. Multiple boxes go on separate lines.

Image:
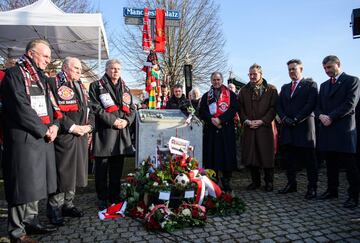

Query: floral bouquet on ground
left=144, top=204, right=179, bottom=231
left=174, top=203, right=207, bottom=228
left=203, top=193, right=246, bottom=216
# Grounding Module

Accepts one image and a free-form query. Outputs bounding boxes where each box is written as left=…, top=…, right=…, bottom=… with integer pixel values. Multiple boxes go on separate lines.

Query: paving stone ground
left=1, top=168, right=360, bottom=242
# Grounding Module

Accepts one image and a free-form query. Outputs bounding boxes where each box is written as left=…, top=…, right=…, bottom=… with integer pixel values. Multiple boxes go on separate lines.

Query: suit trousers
left=95, top=155, right=124, bottom=204
left=8, top=201, right=38, bottom=238
left=283, top=145, right=318, bottom=188
left=48, top=190, right=76, bottom=209
left=325, top=152, right=360, bottom=199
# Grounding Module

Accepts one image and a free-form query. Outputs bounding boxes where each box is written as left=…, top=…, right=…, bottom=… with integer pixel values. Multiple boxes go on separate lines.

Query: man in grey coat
left=1, top=39, right=59, bottom=242
left=89, top=59, right=136, bottom=210
left=317, top=55, right=360, bottom=209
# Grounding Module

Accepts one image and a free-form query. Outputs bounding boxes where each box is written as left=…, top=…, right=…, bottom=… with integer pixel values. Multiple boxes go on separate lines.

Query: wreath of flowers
left=119, top=153, right=245, bottom=231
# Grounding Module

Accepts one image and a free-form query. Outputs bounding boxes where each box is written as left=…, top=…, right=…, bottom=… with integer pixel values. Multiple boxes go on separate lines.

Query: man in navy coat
left=277, top=59, right=318, bottom=199
left=317, top=55, right=360, bottom=209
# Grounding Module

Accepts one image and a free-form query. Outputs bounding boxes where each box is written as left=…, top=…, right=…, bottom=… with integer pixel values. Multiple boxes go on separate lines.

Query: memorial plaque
left=136, top=109, right=203, bottom=167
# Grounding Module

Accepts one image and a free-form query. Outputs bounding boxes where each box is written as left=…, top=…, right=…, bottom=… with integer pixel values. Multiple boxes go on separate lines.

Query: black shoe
left=343, top=197, right=358, bottom=209
left=263, top=183, right=273, bottom=192
left=24, top=222, right=57, bottom=235
left=98, top=200, right=108, bottom=211
left=305, top=188, right=317, bottom=200
left=318, top=190, right=338, bottom=200
left=278, top=184, right=297, bottom=194
left=47, top=207, right=64, bottom=226
left=222, top=178, right=233, bottom=193
left=62, top=207, right=84, bottom=217
left=246, top=182, right=261, bottom=191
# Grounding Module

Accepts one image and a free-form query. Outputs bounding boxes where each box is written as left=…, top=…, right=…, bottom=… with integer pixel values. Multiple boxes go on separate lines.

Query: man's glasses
left=31, top=49, right=51, bottom=61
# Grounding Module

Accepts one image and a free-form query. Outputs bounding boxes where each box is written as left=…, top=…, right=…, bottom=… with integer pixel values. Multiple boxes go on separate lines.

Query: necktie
left=290, top=81, right=297, bottom=94
left=331, top=77, right=336, bottom=84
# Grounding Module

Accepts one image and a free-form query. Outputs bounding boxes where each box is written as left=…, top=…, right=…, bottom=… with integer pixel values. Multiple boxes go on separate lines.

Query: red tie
left=290, top=81, right=297, bottom=94
left=331, top=77, right=336, bottom=84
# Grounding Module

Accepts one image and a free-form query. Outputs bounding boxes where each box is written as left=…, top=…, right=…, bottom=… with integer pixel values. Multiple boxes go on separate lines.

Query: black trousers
left=324, top=152, right=360, bottom=199
left=283, top=145, right=318, bottom=188
left=249, top=166, right=274, bottom=185
left=95, top=155, right=124, bottom=204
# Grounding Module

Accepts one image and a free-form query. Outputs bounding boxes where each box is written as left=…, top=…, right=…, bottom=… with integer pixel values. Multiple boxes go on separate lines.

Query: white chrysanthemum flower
left=182, top=208, right=191, bottom=216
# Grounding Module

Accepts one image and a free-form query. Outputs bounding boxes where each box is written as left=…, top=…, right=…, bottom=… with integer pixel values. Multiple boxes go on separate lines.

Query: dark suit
left=277, top=78, right=318, bottom=189
left=317, top=72, right=360, bottom=199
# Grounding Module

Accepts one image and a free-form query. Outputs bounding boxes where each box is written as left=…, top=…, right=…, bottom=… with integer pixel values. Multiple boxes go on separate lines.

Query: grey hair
left=25, top=39, right=50, bottom=52
left=210, top=71, right=223, bottom=81
left=62, top=57, right=80, bottom=69
left=249, top=63, right=262, bottom=74
left=189, top=87, right=201, bottom=99
left=105, top=59, right=121, bottom=70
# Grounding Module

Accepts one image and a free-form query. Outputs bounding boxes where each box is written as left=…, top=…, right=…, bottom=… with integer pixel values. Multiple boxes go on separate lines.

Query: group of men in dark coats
left=1, top=40, right=136, bottom=243
left=200, top=57, right=360, bottom=211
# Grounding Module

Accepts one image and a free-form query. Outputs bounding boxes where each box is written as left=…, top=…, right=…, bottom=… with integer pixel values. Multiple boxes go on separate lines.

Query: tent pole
left=98, top=27, right=101, bottom=78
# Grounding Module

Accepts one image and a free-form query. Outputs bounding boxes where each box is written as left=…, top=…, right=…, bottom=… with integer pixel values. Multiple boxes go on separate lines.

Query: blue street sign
left=123, top=7, right=181, bottom=20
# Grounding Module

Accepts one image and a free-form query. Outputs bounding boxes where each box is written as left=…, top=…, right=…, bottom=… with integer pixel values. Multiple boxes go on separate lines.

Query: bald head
left=62, top=57, right=82, bottom=81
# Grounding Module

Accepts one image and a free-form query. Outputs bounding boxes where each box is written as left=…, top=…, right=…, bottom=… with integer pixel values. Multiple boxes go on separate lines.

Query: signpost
left=123, top=7, right=181, bottom=27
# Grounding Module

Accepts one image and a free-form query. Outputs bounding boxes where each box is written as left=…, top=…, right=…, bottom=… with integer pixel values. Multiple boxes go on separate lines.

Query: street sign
left=123, top=7, right=181, bottom=20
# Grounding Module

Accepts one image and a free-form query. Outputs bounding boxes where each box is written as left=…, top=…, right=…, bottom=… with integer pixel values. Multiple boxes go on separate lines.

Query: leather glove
left=283, top=116, right=296, bottom=127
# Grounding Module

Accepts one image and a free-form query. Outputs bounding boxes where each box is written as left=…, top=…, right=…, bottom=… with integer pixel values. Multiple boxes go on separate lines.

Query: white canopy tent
left=0, top=0, right=109, bottom=75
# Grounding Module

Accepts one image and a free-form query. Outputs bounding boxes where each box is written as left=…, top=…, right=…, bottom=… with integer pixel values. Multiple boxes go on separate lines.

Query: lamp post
left=184, top=54, right=193, bottom=97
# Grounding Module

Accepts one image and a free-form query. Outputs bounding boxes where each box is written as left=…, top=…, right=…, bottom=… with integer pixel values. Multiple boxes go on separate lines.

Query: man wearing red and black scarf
left=1, top=39, right=60, bottom=242
left=199, top=72, right=239, bottom=192
left=89, top=59, right=136, bottom=210
left=47, top=57, right=94, bottom=226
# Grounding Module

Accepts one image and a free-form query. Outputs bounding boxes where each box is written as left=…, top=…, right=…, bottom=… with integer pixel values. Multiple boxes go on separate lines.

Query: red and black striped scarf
left=17, top=55, right=62, bottom=123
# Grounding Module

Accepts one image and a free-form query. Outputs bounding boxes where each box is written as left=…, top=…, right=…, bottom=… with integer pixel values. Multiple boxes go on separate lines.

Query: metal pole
left=98, top=27, right=101, bottom=78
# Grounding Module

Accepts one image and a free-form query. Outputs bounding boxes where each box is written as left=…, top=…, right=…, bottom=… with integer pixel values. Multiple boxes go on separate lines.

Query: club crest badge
left=58, top=86, right=74, bottom=101
left=219, top=102, right=228, bottom=112
left=122, top=93, right=131, bottom=104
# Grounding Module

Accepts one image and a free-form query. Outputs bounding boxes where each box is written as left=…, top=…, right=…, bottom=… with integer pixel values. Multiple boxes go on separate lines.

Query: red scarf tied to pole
left=142, top=7, right=152, bottom=52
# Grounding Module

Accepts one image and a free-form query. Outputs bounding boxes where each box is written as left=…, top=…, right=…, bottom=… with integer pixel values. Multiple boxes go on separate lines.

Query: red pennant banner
left=155, top=8, right=166, bottom=53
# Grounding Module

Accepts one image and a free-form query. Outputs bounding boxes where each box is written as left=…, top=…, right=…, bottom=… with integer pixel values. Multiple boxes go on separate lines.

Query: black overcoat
left=316, top=73, right=360, bottom=153
left=49, top=78, right=94, bottom=191
left=1, top=65, right=57, bottom=205
left=277, top=78, right=317, bottom=148
left=199, top=88, right=238, bottom=171
left=89, top=76, right=136, bottom=157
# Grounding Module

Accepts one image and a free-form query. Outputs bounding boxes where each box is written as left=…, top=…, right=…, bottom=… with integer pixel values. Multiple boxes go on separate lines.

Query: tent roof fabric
left=0, top=0, right=109, bottom=60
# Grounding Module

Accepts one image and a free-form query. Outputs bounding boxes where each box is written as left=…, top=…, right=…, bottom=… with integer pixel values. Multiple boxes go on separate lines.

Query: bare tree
left=112, top=0, right=228, bottom=89
left=0, top=0, right=94, bottom=13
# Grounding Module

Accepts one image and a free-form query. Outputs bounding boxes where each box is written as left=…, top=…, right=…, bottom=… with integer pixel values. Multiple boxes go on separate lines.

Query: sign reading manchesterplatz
left=123, top=7, right=181, bottom=20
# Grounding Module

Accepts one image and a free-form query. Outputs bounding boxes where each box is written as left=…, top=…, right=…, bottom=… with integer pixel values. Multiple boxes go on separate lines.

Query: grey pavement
left=1, top=168, right=360, bottom=242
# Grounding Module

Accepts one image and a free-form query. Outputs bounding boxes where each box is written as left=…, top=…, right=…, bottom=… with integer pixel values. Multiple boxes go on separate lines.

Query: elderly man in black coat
left=89, top=59, right=136, bottom=210
left=199, top=72, right=238, bottom=192
left=1, top=39, right=59, bottom=242
left=47, top=57, right=94, bottom=225
left=277, top=59, right=318, bottom=199
left=317, top=55, right=360, bottom=209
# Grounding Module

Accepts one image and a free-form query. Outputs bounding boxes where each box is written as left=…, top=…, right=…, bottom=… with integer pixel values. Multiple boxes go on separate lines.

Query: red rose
left=204, top=198, right=215, bottom=209
left=223, top=193, right=233, bottom=203
left=191, top=209, right=199, bottom=218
